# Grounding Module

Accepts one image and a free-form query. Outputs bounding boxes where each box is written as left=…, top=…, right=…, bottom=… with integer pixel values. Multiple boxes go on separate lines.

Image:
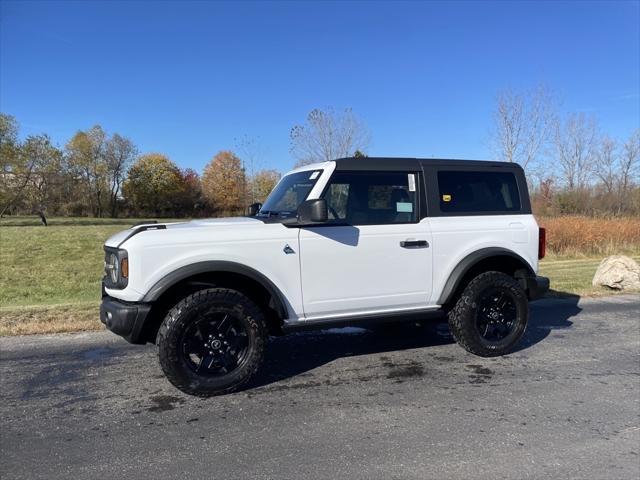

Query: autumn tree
left=66, top=125, right=108, bottom=217
left=0, top=114, right=19, bottom=179
left=290, top=108, right=370, bottom=167
left=123, top=153, right=185, bottom=216
left=1, top=134, right=60, bottom=216
left=105, top=134, right=137, bottom=217
left=0, top=114, right=23, bottom=216
left=0, top=112, right=65, bottom=217
left=177, top=168, right=205, bottom=216
left=24, top=135, right=63, bottom=214
left=202, top=151, right=247, bottom=215
left=250, top=169, right=281, bottom=203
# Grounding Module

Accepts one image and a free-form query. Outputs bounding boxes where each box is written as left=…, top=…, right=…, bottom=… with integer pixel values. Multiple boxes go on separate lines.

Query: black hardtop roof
left=333, top=157, right=524, bottom=172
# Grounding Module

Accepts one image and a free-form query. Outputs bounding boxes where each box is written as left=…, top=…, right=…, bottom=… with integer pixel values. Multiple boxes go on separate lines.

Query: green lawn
left=0, top=225, right=124, bottom=306
left=0, top=217, right=184, bottom=307
left=0, top=223, right=127, bottom=335
left=540, top=255, right=640, bottom=296
left=0, top=216, right=638, bottom=335
left=0, top=215, right=179, bottom=227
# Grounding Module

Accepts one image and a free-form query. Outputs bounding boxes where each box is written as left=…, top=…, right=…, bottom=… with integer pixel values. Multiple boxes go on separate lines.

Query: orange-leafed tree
left=202, top=150, right=247, bottom=215
left=250, top=169, right=281, bottom=204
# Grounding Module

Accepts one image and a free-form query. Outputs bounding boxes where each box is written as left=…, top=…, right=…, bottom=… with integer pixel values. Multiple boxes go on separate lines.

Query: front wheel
left=448, top=271, right=528, bottom=357
left=157, top=288, right=267, bottom=396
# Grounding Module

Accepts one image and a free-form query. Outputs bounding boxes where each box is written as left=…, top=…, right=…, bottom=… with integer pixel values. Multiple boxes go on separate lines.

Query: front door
left=299, top=171, right=432, bottom=319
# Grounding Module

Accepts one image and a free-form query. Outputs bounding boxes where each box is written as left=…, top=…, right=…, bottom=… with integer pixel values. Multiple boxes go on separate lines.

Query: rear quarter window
left=437, top=171, right=521, bottom=214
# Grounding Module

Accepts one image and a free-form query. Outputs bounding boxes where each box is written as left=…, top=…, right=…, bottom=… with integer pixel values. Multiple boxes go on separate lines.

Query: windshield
left=259, top=170, right=322, bottom=218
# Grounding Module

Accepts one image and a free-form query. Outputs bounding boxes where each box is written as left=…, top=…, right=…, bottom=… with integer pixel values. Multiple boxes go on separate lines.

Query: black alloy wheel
left=447, top=271, right=529, bottom=357
left=157, top=288, right=268, bottom=396
left=180, top=312, right=250, bottom=376
left=475, top=287, right=518, bottom=342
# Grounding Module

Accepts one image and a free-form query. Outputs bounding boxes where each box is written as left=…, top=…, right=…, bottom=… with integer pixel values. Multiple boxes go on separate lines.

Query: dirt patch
left=147, top=395, right=185, bottom=412
left=466, top=364, right=493, bottom=375
left=466, top=364, right=494, bottom=384
left=0, top=303, right=103, bottom=336
left=387, top=362, right=425, bottom=379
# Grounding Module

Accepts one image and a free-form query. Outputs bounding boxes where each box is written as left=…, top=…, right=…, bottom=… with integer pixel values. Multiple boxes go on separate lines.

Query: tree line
left=0, top=107, right=369, bottom=219
left=490, top=85, right=639, bottom=216
left=0, top=116, right=283, bottom=218
left=1, top=94, right=638, bottom=219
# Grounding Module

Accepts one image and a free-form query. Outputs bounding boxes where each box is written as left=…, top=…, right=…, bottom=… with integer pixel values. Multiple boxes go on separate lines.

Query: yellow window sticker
left=442, top=194, right=452, bottom=202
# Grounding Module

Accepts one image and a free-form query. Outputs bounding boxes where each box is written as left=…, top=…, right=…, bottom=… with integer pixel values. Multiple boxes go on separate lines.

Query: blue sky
left=1, top=0, right=638, bottom=173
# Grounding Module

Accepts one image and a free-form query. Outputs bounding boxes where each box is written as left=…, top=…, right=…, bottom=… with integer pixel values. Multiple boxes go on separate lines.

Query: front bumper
left=100, top=294, right=151, bottom=344
left=522, top=275, right=550, bottom=301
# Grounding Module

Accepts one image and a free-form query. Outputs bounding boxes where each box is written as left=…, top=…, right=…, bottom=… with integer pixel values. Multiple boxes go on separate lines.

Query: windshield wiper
left=258, top=210, right=280, bottom=217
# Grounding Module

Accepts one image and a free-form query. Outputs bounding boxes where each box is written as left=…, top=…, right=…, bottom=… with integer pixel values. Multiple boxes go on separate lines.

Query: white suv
left=101, top=158, right=549, bottom=396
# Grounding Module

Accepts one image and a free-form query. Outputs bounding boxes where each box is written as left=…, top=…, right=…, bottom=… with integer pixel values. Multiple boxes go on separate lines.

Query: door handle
left=400, top=240, right=429, bottom=248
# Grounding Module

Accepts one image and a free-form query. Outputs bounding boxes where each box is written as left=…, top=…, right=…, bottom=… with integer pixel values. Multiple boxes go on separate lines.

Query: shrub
left=538, top=216, right=640, bottom=257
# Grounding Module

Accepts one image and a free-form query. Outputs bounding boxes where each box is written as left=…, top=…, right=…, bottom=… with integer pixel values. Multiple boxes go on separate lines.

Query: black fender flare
left=437, top=247, right=535, bottom=305
left=142, top=261, right=289, bottom=320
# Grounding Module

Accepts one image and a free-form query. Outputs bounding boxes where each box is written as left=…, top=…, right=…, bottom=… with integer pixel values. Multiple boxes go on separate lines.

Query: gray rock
left=592, top=255, right=640, bottom=290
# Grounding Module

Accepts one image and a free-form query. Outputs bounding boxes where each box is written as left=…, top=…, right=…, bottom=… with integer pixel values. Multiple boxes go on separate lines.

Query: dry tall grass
left=538, top=216, right=640, bottom=257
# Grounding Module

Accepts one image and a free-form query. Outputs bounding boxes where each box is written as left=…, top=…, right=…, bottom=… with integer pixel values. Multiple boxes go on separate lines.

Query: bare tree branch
left=290, top=107, right=370, bottom=167
left=594, top=135, right=617, bottom=194
left=553, top=113, right=598, bottom=190
left=491, top=85, right=555, bottom=171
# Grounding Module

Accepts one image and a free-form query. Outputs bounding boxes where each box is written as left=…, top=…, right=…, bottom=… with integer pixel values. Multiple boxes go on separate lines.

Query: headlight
left=108, top=253, right=119, bottom=283
left=103, top=248, right=128, bottom=289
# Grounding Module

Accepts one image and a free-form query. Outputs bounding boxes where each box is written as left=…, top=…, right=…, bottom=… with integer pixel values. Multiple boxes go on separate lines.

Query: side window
left=437, top=171, right=521, bottom=213
left=322, top=172, right=418, bottom=225
left=325, top=183, right=350, bottom=220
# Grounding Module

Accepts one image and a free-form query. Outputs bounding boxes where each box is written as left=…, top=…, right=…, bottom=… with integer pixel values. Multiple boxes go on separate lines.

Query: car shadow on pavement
left=514, top=292, right=581, bottom=352
left=248, top=294, right=582, bottom=391
left=250, top=317, right=451, bottom=389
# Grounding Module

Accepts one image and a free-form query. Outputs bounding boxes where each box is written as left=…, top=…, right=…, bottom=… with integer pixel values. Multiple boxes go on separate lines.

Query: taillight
left=538, top=227, right=546, bottom=260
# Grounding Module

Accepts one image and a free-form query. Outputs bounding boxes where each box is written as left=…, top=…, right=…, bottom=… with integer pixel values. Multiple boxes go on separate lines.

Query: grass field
left=540, top=255, right=640, bottom=296
left=0, top=217, right=180, bottom=336
left=1, top=216, right=638, bottom=336
left=0, top=216, right=169, bottom=227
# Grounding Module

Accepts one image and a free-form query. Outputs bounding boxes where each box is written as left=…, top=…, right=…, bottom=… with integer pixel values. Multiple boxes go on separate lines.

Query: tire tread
left=157, top=288, right=267, bottom=397
left=448, top=271, right=528, bottom=357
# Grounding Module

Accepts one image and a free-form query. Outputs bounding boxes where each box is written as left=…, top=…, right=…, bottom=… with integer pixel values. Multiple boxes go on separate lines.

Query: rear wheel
left=157, top=288, right=267, bottom=396
left=448, top=271, right=528, bottom=357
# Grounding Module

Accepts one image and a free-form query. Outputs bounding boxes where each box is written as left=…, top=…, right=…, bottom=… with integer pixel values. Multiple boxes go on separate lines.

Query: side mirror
left=246, top=203, right=262, bottom=216
left=297, top=199, right=328, bottom=224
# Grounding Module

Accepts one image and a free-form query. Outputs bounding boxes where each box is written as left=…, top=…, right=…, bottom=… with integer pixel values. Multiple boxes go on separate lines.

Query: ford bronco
left=101, top=158, right=549, bottom=396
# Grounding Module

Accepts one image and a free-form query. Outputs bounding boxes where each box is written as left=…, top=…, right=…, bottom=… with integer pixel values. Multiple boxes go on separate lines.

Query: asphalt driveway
left=1, top=295, right=639, bottom=479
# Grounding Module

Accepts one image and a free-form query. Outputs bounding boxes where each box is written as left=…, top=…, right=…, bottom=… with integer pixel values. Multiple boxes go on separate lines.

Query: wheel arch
left=140, top=261, right=289, bottom=343
left=437, top=247, right=535, bottom=306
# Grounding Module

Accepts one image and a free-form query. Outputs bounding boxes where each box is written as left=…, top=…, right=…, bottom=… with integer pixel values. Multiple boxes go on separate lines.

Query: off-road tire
left=448, top=271, right=528, bottom=357
left=157, top=288, right=267, bottom=397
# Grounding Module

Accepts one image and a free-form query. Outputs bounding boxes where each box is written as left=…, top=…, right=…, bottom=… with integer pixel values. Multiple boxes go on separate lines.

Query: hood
left=104, top=217, right=263, bottom=248
left=172, top=217, right=261, bottom=228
